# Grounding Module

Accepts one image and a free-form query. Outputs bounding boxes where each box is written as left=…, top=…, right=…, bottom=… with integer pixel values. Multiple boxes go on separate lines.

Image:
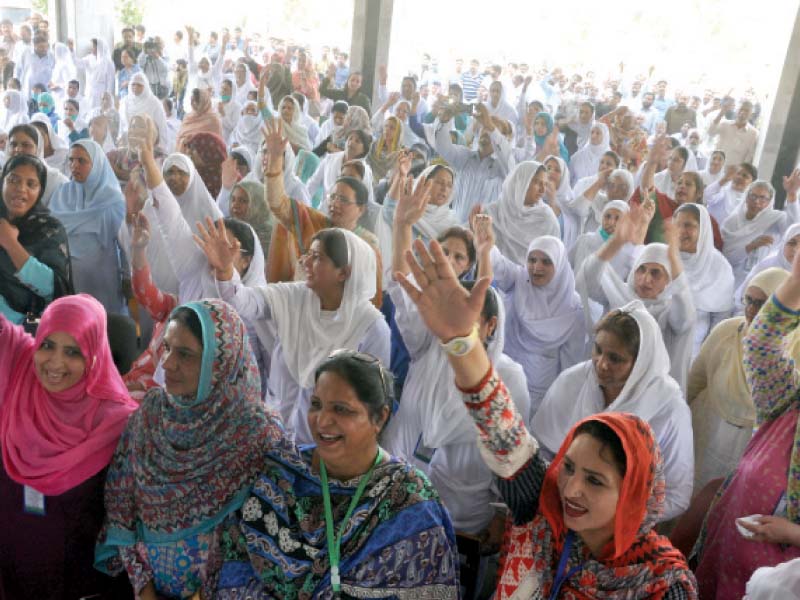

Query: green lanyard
left=320, top=448, right=382, bottom=593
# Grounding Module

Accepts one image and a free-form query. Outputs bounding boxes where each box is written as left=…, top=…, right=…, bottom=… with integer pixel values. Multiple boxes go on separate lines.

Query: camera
left=143, top=38, right=158, bottom=54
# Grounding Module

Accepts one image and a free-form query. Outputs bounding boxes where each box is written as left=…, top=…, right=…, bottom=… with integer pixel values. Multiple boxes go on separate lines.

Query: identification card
left=23, top=485, right=45, bottom=515
left=413, top=434, right=436, bottom=464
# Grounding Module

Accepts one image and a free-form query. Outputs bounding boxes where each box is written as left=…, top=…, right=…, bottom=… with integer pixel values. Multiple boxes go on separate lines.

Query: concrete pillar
left=350, top=0, right=394, bottom=107
left=756, top=3, right=800, bottom=207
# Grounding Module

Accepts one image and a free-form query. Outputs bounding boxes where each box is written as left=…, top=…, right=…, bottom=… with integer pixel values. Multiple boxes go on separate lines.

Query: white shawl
left=485, top=161, right=560, bottom=264
left=260, top=229, right=383, bottom=388
left=569, top=122, right=610, bottom=184
left=279, top=95, right=311, bottom=151
left=119, top=72, right=170, bottom=151
left=721, top=186, right=785, bottom=265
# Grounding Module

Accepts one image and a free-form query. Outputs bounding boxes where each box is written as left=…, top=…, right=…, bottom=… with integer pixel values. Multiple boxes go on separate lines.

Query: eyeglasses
left=327, top=349, right=392, bottom=401
left=747, top=193, right=772, bottom=204
left=743, top=295, right=766, bottom=310
left=328, top=192, right=357, bottom=206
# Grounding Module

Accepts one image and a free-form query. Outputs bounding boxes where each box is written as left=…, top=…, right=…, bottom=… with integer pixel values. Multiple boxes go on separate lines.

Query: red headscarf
left=496, top=413, right=697, bottom=599
left=0, top=294, right=138, bottom=495
left=180, top=131, right=228, bottom=197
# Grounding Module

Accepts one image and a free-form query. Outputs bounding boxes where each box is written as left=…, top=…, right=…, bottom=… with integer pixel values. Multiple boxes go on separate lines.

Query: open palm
left=193, top=217, right=240, bottom=274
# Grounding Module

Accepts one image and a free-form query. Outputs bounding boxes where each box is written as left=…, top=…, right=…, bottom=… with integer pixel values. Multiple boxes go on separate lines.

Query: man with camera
left=138, top=37, right=170, bottom=99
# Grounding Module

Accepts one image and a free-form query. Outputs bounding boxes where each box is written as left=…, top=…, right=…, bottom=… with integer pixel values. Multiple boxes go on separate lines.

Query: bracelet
left=440, top=324, right=480, bottom=357
left=265, top=170, right=283, bottom=178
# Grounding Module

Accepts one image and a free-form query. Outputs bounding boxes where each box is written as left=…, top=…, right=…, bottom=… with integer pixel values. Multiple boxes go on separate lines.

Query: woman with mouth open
left=387, top=237, right=698, bottom=599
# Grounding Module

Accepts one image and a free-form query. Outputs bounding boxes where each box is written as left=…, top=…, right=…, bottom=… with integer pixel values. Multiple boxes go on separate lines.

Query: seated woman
left=704, top=162, right=757, bottom=225
left=6, top=123, right=69, bottom=206
left=532, top=300, right=694, bottom=521
left=180, top=130, right=228, bottom=198
left=30, top=113, right=68, bottom=172
left=275, top=94, right=312, bottom=153
left=673, top=203, right=734, bottom=354
left=571, top=159, right=633, bottom=237
left=96, top=299, right=283, bottom=599
left=197, top=220, right=390, bottom=446
left=568, top=122, right=610, bottom=185
left=570, top=200, right=635, bottom=280
left=722, top=179, right=800, bottom=288
left=60, top=99, right=89, bottom=143
left=542, top=154, right=578, bottom=248
left=306, top=127, right=373, bottom=202
left=1, top=294, right=137, bottom=599
left=176, top=88, right=223, bottom=151
left=261, top=120, right=382, bottom=304
left=107, top=113, right=167, bottom=188
left=0, top=154, right=72, bottom=324
left=576, top=203, right=696, bottom=391
left=366, top=113, right=403, bottom=184
left=394, top=238, right=698, bottom=599
left=229, top=101, right=262, bottom=157
left=689, top=267, right=790, bottom=492
left=49, top=139, right=126, bottom=314
left=694, top=251, right=800, bottom=598
left=477, top=215, right=587, bottom=417
left=699, top=149, right=725, bottom=187
left=479, top=161, right=560, bottom=265
left=216, top=350, right=460, bottom=598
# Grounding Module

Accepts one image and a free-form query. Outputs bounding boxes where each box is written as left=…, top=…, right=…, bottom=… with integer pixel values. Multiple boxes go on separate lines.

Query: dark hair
left=672, top=145, right=688, bottom=164
left=334, top=176, right=368, bottom=206
left=221, top=78, right=233, bottom=90
left=461, top=280, right=498, bottom=324
left=65, top=99, right=80, bottom=112
left=30, top=120, right=49, bottom=142
left=580, top=101, right=594, bottom=112
left=437, top=226, right=476, bottom=270
left=529, top=100, right=544, bottom=113
left=676, top=202, right=700, bottom=223
left=332, top=100, right=349, bottom=114
left=311, top=228, right=349, bottom=268
left=680, top=171, right=704, bottom=199
left=739, top=162, right=758, bottom=180
left=711, top=149, right=726, bottom=161
left=9, top=124, right=39, bottom=148
left=341, top=159, right=365, bottom=180
left=401, top=75, right=417, bottom=89
left=603, top=150, right=621, bottom=167
left=346, top=129, right=371, bottom=158
left=33, top=33, right=48, bottom=45
left=169, top=306, right=204, bottom=347
left=68, top=79, right=80, bottom=88
left=1, top=154, right=48, bottom=207
left=314, top=351, right=394, bottom=429
left=231, top=150, right=250, bottom=171
left=573, top=420, right=627, bottom=478
left=134, top=24, right=146, bottom=33
left=595, top=309, right=640, bottom=362
left=223, top=217, right=255, bottom=257
left=122, top=27, right=134, bottom=34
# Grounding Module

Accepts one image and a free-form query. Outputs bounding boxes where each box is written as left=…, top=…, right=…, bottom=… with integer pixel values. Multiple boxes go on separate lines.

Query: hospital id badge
left=23, top=485, right=46, bottom=515
left=413, top=434, right=436, bottom=464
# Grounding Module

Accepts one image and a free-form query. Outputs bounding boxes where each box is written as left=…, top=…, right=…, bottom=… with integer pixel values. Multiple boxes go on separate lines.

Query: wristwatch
left=440, top=325, right=480, bottom=357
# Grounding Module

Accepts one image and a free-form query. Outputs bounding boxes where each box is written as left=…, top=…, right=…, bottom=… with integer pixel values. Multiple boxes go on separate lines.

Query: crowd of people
left=2, top=11, right=800, bottom=599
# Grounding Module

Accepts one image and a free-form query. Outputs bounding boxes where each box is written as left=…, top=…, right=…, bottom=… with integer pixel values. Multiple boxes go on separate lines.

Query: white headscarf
left=233, top=68, right=257, bottom=106
left=507, top=235, right=584, bottom=349
left=120, top=72, right=170, bottom=151
left=260, top=228, right=383, bottom=388
left=392, top=100, right=424, bottom=148
left=417, top=286, right=508, bottom=448
left=675, top=203, right=734, bottom=313
left=278, top=95, right=311, bottom=151
left=229, top=101, right=262, bottom=156
left=1, top=91, right=28, bottom=130
left=161, top=153, right=224, bottom=226
left=486, top=81, right=518, bottom=125
left=722, top=181, right=785, bottom=264
left=485, top=161, right=560, bottom=264
left=30, top=112, right=69, bottom=170
left=51, top=42, right=77, bottom=102
left=569, top=122, right=610, bottom=184
left=532, top=299, right=683, bottom=456
left=736, top=223, right=800, bottom=305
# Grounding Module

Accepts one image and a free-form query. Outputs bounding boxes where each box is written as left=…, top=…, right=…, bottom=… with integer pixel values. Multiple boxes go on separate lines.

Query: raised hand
left=471, top=213, right=495, bottom=256
left=261, top=119, right=288, bottom=158
left=783, top=168, right=800, bottom=200
left=131, top=212, right=151, bottom=249
left=387, top=91, right=401, bottom=106
left=396, top=239, right=491, bottom=342
left=124, top=169, right=147, bottom=216
left=395, top=177, right=430, bottom=228
left=193, top=217, right=240, bottom=279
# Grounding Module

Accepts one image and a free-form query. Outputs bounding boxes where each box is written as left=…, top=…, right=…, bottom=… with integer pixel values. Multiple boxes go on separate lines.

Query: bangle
left=440, top=324, right=480, bottom=357
left=265, top=170, right=283, bottom=178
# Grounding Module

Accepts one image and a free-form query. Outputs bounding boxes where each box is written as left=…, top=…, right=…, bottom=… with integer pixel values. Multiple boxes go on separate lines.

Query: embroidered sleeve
left=15, top=256, right=54, bottom=300
left=744, top=294, right=800, bottom=423
left=457, top=365, right=539, bottom=479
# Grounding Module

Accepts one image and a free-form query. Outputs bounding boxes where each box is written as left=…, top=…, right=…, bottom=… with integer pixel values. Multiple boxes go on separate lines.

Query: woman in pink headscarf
left=0, top=293, right=138, bottom=599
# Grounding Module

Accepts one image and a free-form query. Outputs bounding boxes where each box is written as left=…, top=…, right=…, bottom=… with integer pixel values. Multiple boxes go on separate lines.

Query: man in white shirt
left=15, top=32, right=53, bottom=101
left=708, top=99, right=758, bottom=166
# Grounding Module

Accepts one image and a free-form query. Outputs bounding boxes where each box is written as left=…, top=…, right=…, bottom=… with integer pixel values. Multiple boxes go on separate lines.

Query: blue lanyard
left=548, top=531, right=583, bottom=600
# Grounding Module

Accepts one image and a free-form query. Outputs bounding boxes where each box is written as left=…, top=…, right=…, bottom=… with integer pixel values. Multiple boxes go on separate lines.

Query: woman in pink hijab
left=0, top=293, right=138, bottom=599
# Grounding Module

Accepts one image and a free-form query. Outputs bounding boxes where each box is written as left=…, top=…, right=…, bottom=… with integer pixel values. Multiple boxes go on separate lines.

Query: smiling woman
left=0, top=154, right=72, bottom=324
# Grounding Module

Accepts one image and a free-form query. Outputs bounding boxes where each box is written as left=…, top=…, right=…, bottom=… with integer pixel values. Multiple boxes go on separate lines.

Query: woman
left=569, top=121, right=610, bottom=184
left=229, top=100, right=262, bottom=157
left=0, top=154, right=72, bottom=324
left=653, top=146, right=690, bottom=200
left=293, top=146, right=322, bottom=207
left=320, top=70, right=371, bottom=115
left=197, top=220, right=390, bottom=446
left=0, top=294, right=137, bottom=598
left=694, top=251, right=800, bottom=598
left=116, top=48, right=140, bottom=99
left=49, top=139, right=126, bottom=314
left=58, top=99, right=88, bottom=143
left=570, top=151, right=628, bottom=234
left=30, top=114, right=69, bottom=173
left=180, top=131, right=227, bottom=198
left=6, top=123, right=70, bottom=206
left=118, top=72, right=170, bottom=153
left=482, top=161, right=560, bottom=265
left=394, top=238, right=698, bottom=598
left=569, top=200, right=635, bottom=281
left=478, top=217, right=587, bottom=416
left=674, top=203, right=735, bottom=353
left=704, top=162, right=757, bottom=225
left=216, top=350, right=460, bottom=598
left=228, top=179, right=273, bottom=261
left=722, top=179, right=799, bottom=288
left=49, top=42, right=76, bottom=106
left=107, top=113, right=166, bottom=188
left=736, top=223, right=800, bottom=313
left=306, top=128, right=373, bottom=201
left=532, top=298, right=694, bottom=520
left=1, top=90, right=28, bottom=130
left=96, top=299, right=283, bottom=598
left=543, top=154, right=579, bottom=248
left=576, top=204, right=696, bottom=391
left=176, top=88, right=223, bottom=150
left=366, top=114, right=402, bottom=183
left=689, top=267, right=790, bottom=492
left=532, top=111, right=569, bottom=163
left=700, top=149, right=725, bottom=187
left=327, top=105, right=372, bottom=154
left=276, top=94, right=311, bottom=153
left=34, top=92, right=59, bottom=129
